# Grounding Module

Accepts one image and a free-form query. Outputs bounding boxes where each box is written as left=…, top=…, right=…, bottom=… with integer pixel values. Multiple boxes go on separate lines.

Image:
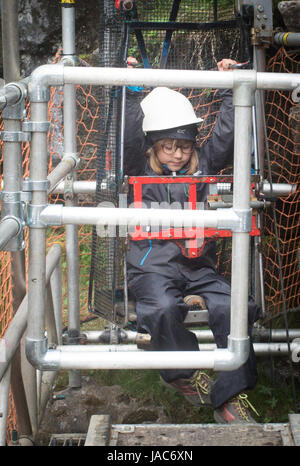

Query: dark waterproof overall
left=124, top=89, right=259, bottom=409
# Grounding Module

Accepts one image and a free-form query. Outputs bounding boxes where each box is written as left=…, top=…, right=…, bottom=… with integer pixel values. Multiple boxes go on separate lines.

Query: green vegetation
left=54, top=360, right=298, bottom=424
left=54, top=313, right=300, bottom=425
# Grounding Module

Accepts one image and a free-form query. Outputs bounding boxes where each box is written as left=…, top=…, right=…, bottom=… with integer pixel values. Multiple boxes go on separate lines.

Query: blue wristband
left=127, top=85, right=143, bottom=93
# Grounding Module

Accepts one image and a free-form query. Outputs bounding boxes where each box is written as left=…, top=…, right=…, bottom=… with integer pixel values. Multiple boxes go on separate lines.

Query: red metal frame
left=128, top=175, right=261, bottom=257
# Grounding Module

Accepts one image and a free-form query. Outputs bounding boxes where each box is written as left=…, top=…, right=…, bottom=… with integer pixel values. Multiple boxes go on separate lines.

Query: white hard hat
left=141, top=87, right=203, bottom=133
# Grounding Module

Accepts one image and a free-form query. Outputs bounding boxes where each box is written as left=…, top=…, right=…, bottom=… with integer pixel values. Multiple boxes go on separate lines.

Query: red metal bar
left=133, top=182, right=143, bottom=207
left=189, top=184, right=197, bottom=209
left=128, top=175, right=261, bottom=242
left=187, top=184, right=198, bottom=256
left=129, top=226, right=260, bottom=241
left=130, top=176, right=223, bottom=185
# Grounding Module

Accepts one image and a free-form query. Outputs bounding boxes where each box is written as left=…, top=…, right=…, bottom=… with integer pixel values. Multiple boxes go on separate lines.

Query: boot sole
left=213, top=409, right=257, bottom=424
left=213, top=410, right=227, bottom=424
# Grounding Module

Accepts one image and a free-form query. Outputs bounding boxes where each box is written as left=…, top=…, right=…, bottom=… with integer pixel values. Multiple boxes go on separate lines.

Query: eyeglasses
left=160, top=141, right=194, bottom=156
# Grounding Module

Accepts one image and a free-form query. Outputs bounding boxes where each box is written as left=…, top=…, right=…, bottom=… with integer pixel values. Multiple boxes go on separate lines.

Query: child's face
left=156, top=138, right=194, bottom=172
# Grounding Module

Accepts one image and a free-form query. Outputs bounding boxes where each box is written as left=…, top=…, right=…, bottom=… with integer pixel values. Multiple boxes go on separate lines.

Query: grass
left=54, top=315, right=300, bottom=425
left=249, top=365, right=298, bottom=423
left=54, top=362, right=298, bottom=424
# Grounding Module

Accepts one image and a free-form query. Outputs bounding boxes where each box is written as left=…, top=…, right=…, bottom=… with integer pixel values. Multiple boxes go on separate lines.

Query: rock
left=278, top=1, right=300, bottom=32
left=0, top=0, right=101, bottom=78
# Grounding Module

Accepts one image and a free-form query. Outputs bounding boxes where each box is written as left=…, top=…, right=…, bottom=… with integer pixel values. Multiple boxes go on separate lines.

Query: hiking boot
left=214, top=393, right=259, bottom=424
left=184, top=295, right=206, bottom=310
left=160, top=370, right=213, bottom=407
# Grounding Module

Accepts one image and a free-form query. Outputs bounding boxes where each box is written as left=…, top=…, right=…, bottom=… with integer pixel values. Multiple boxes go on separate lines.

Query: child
left=124, top=59, right=260, bottom=423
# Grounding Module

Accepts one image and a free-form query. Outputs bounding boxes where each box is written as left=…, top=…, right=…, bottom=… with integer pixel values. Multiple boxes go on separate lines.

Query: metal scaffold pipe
left=0, top=0, right=20, bottom=83
left=47, top=156, right=78, bottom=194
left=53, top=342, right=300, bottom=357
left=0, top=83, right=23, bottom=110
left=53, top=180, right=97, bottom=194
left=61, top=0, right=81, bottom=389
left=27, top=102, right=49, bottom=343
left=0, top=0, right=32, bottom=439
left=51, top=180, right=296, bottom=198
left=62, top=66, right=300, bottom=91
left=81, top=328, right=300, bottom=343
left=0, top=217, right=20, bottom=250
left=28, top=65, right=300, bottom=100
left=25, top=62, right=300, bottom=374
left=230, top=91, right=253, bottom=342
left=0, top=244, right=62, bottom=383
left=39, top=204, right=241, bottom=230
left=274, top=32, right=300, bottom=47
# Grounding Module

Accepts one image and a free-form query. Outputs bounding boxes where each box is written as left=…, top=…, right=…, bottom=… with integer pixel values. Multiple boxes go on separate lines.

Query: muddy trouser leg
left=129, top=272, right=199, bottom=382
left=184, top=269, right=259, bottom=409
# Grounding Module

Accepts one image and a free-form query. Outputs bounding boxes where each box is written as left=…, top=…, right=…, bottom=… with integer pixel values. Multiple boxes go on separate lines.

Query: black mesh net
left=129, top=0, right=235, bottom=23
left=89, top=0, right=244, bottom=325
left=88, top=2, right=128, bottom=324
left=127, top=4, right=242, bottom=70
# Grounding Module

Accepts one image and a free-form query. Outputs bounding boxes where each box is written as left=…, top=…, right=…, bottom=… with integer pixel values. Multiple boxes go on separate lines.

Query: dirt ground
left=37, top=375, right=169, bottom=445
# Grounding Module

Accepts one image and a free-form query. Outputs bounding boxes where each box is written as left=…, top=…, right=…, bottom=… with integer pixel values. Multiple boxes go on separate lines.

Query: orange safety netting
left=0, top=51, right=100, bottom=441
left=1, top=46, right=299, bottom=441
left=263, top=47, right=300, bottom=318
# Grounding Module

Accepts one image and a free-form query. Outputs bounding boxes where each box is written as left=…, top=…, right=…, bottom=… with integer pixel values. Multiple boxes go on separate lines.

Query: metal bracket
left=22, top=178, right=50, bottom=192
left=292, top=86, right=300, bottom=103
left=234, top=208, right=252, bottom=232
left=21, top=179, right=50, bottom=204
left=233, top=70, right=256, bottom=107
left=217, top=207, right=252, bottom=232
left=62, top=152, right=81, bottom=169
left=0, top=215, right=22, bottom=236
left=61, top=55, right=78, bottom=67
left=63, top=174, right=74, bottom=200
left=22, top=119, right=50, bottom=133
left=214, top=335, right=250, bottom=371
left=1, top=82, right=27, bottom=120
left=25, top=337, right=57, bottom=371
left=253, top=1, right=273, bottom=45
left=109, top=324, right=120, bottom=345
left=0, top=130, right=31, bottom=142
left=26, top=204, right=49, bottom=229
left=235, top=0, right=273, bottom=46
left=0, top=191, right=25, bottom=250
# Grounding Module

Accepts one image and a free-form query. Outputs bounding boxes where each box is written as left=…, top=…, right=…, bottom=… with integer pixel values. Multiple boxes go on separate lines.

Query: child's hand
left=127, top=57, right=139, bottom=68
left=217, top=59, right=238, bottom=71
